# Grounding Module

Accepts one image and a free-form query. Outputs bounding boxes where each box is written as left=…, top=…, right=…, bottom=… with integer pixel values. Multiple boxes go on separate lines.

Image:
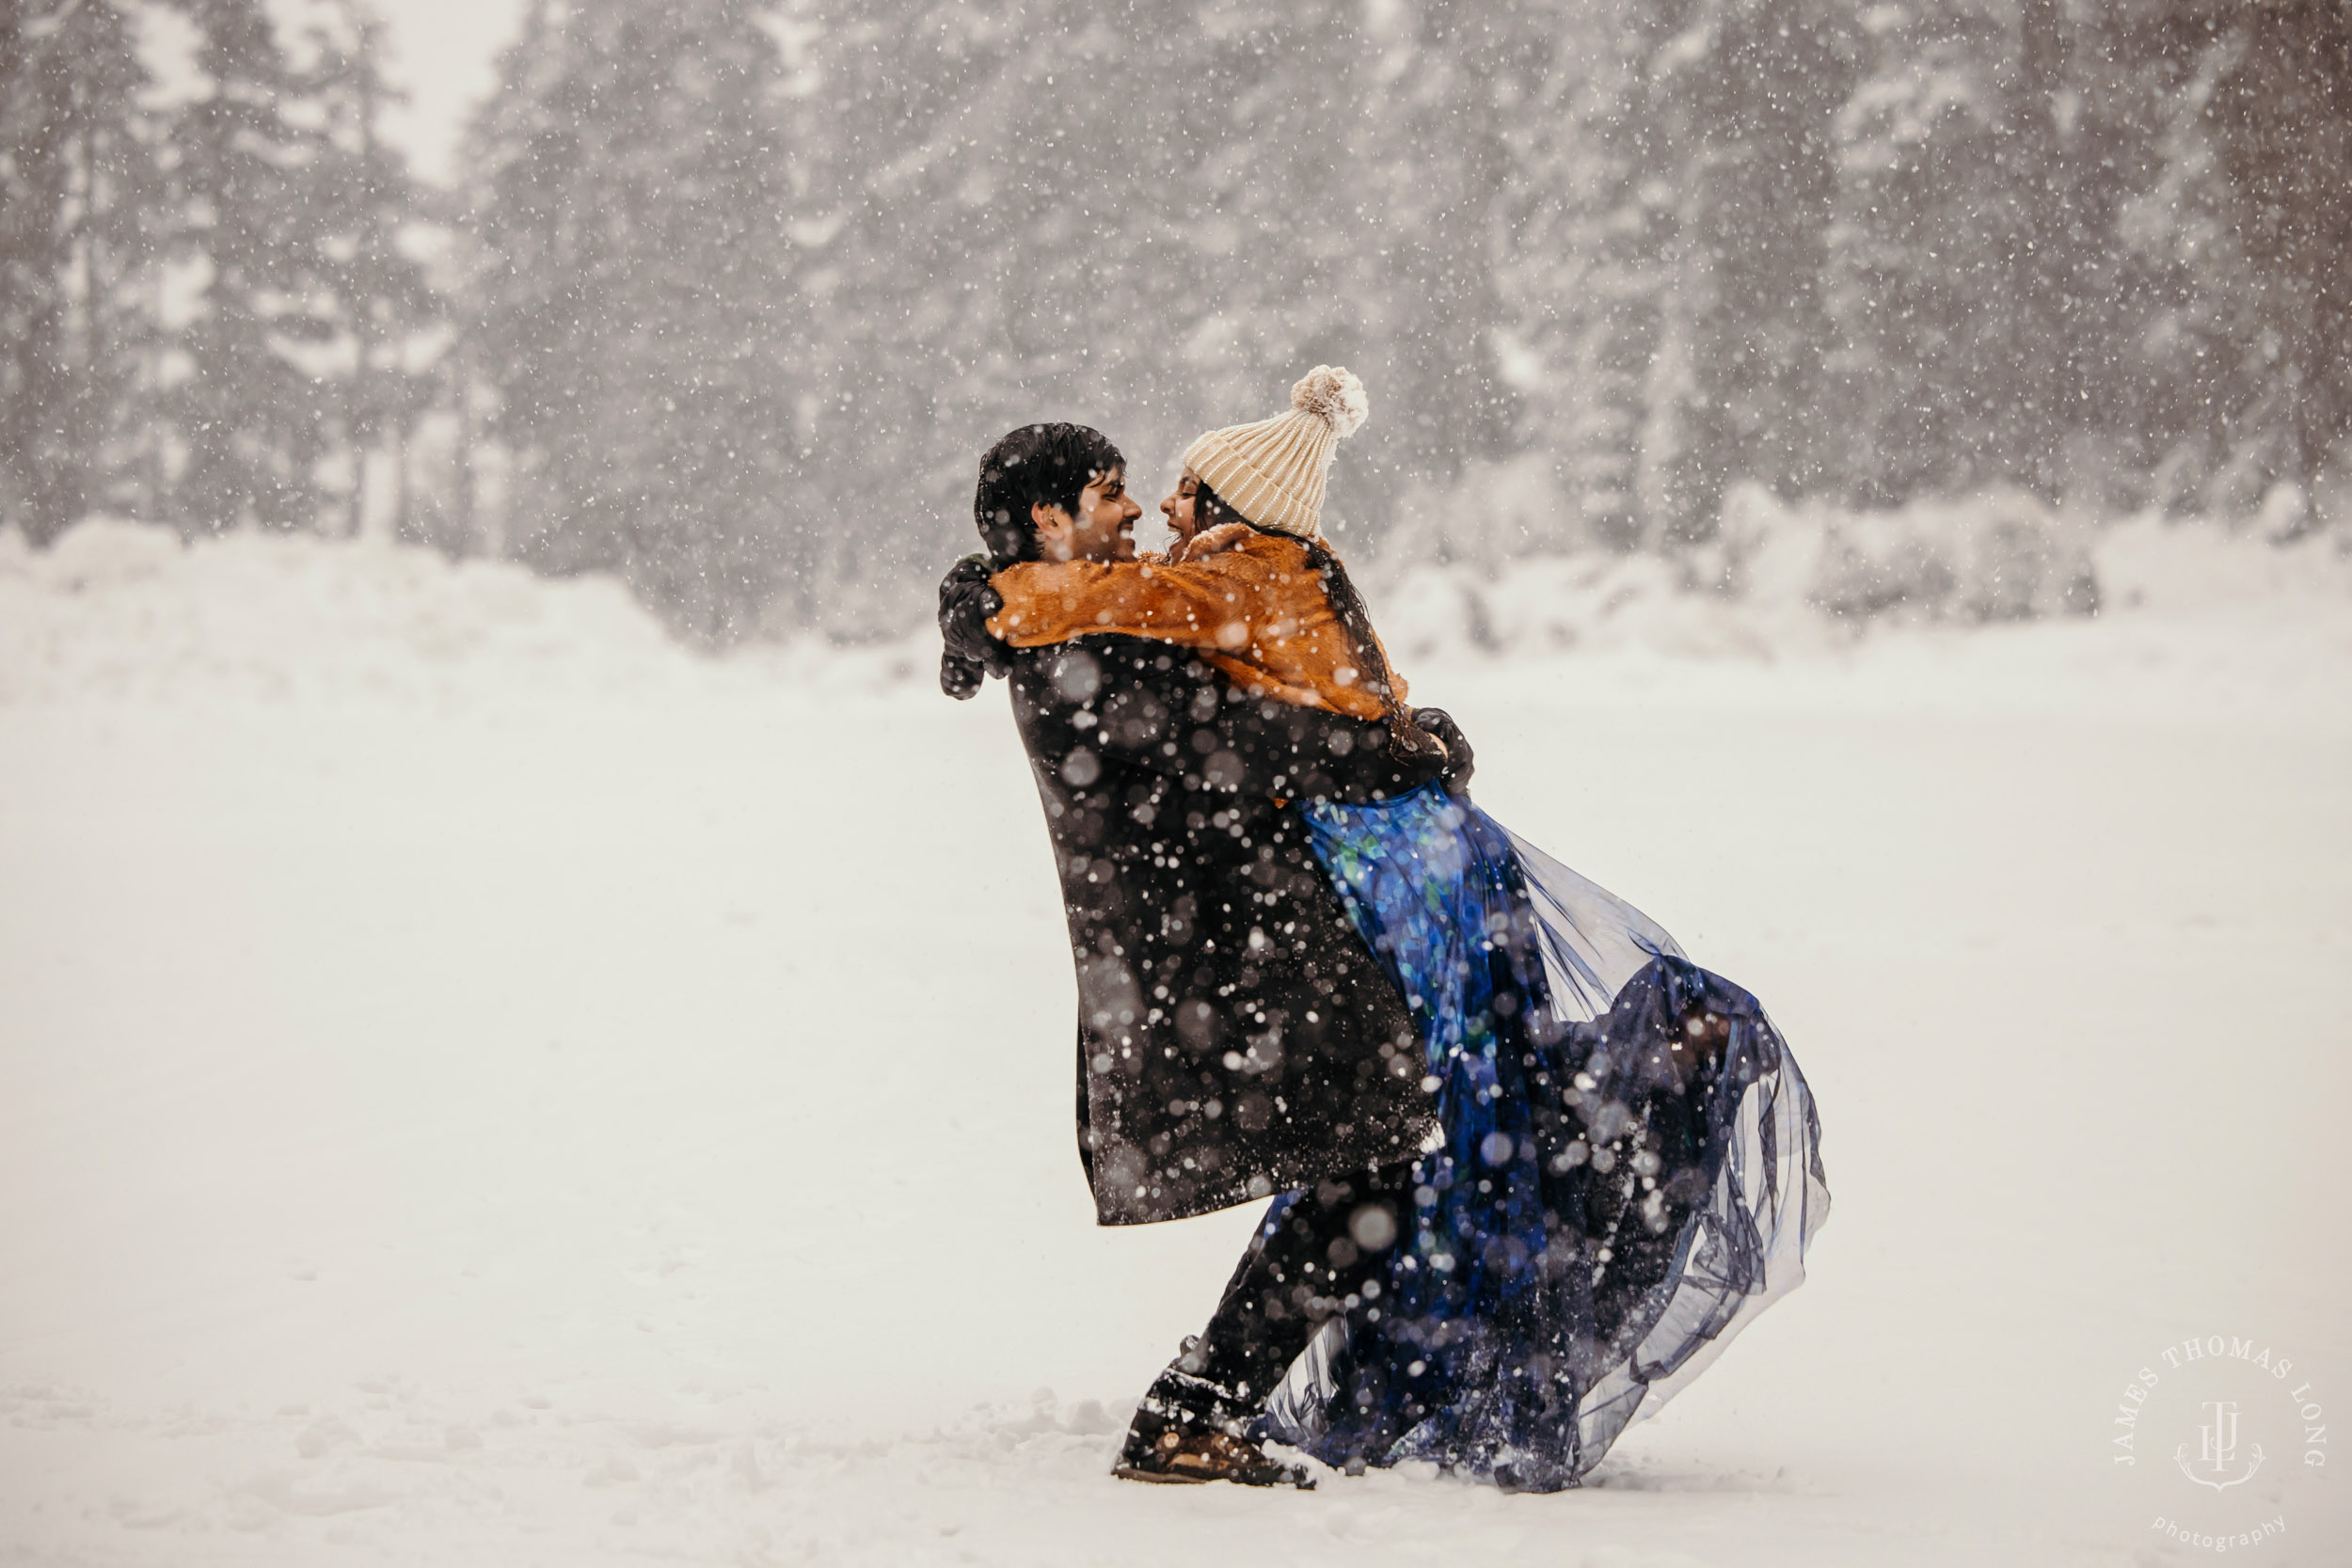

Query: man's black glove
left=939, top=553, right=1009, bottom=700
left=1413, top=706, right=1475, bottom=792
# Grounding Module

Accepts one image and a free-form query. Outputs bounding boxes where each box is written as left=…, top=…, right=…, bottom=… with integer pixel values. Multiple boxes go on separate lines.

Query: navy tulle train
left=1254, top=783, right=1828, bottom=1492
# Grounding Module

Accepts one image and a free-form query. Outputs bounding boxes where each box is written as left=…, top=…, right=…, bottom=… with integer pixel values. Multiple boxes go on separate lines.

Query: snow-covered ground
left=3, top=520, right=2348, bottom=1565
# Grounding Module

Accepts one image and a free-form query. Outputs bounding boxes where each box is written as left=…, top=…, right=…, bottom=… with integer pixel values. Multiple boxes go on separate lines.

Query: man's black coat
left=992, top=635, right=1445, bottom=1225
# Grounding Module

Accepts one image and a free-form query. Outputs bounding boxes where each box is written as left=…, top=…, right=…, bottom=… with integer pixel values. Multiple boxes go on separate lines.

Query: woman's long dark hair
left=1195, top=483, right=1441, bottom=765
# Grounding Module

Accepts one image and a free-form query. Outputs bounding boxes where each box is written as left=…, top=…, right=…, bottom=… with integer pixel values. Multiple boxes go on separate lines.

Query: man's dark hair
left=974, top=423, right=1126, bottom=567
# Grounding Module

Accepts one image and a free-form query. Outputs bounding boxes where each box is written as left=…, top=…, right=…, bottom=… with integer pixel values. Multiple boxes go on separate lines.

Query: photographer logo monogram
left=2185, top=1399, right=2259, bottom=1491
left=2114, top=1334, right=2326, bottom=1552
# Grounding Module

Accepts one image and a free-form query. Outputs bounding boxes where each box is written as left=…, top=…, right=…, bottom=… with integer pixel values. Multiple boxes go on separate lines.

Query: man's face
left=1034, top=467, right=1141, bottom=562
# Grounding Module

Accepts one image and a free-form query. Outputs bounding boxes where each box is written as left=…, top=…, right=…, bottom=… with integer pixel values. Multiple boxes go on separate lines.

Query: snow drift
left=1367, top=477, right=2352, bottom=666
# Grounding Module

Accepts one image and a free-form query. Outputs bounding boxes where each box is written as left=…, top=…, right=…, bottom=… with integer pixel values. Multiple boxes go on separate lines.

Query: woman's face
left=1159, top=467, right=1204, bottom=546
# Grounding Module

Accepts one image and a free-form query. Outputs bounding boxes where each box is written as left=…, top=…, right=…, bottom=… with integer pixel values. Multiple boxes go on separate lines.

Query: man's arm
left=939, top=554, right=1008, bottom=699
left=1015, top=635, right=1469, bottom=805
left=986, top=542, right=1305, bottom=655
left=1413, top=706, right=1475, bottom=791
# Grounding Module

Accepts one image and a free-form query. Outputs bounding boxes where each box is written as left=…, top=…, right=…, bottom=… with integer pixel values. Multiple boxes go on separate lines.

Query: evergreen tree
left=164, top=0, right=352, bottom=531
left=2175, top=0, right=2351, bottom=500
left=1490, top=0, right=1679, bottom=549
left=1679, top=0, right=1860, bottom=515
left=0, top=0, right=162, bottom=542
left=1329, top=0, right=1530, bottom=528
left=1146, top=0, right=1391, bottom=483
left=310, top=1, right=442, bottom=541
left=798, top=0, right=1167, bottom=614
left=1820, top=1, right=2037, bottom=503
left=465, top=0, right=808, bottom=641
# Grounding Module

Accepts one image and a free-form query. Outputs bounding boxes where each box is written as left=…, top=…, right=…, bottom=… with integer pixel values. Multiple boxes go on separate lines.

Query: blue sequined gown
left=1253, top=782, right=1828, bottom=1492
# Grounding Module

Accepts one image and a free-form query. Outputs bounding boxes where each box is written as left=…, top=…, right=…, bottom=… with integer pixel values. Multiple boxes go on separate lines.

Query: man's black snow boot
left=1112, top=1402, right=1313, bottom=1489
left=1111, top=1370, right=1312, bottom=1488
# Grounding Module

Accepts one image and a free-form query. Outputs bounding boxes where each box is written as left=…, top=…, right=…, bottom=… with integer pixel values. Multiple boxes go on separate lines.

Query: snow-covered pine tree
left=1677, top=0, right=1860, bottom=519
left=1819, top=0, right=2038, bottom=504
left=1146, top=0, right=1388, bottom=467
left=464, top=0, right=809, bottom=641
left=798, top=0, right=1123, bottom=614
left=0, top=0, right=164, bottom=542
left=307, top=1, right=443, bottom=544
left=2161, top=0, right=2351, bottom=508
left=800, top=0, right=1248, bottom=611
left=162, top=0, right=359, bottom=532
left=1488, top=0, right=1677, bottom=551
left=1338, top=0, right=1529, bottom=530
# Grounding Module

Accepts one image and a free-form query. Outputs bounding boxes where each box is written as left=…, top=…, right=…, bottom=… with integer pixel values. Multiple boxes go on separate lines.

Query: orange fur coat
left=986, top=524, right=1406, bottom=721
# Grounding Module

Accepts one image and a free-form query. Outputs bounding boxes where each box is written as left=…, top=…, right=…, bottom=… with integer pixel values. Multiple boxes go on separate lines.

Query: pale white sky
left=370, top=0, right=532, bottom=184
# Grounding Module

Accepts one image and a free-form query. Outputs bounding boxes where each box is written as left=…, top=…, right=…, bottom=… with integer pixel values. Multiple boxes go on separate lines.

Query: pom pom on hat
left=1291, top=365, right=1368, bottom=438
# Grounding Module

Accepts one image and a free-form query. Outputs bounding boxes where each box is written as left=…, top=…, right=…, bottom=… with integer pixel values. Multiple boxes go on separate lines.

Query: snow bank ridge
left=1370, top=476, right=2352, bottom=662
left=4, top=493, right=2348, bottom=706
left=0, top=518, right=685, bottom=705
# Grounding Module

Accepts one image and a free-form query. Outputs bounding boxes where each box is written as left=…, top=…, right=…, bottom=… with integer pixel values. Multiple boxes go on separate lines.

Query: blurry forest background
left=3, top=0, right=2346, bottom=642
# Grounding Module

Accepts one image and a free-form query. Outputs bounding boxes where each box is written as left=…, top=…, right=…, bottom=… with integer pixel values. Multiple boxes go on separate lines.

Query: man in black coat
left=942, top=423, right=1448, bottom=1226
left=941, top=423, right=1473, bottom=1485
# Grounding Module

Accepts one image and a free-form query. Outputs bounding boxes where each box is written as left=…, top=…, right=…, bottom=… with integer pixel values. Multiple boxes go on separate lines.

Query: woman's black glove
left=939, top=554, right=1009, bottom=700
left=1413, top=706, right=1475, bottom=792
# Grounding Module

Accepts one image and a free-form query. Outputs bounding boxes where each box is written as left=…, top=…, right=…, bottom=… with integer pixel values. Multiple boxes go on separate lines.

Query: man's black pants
left=1144, top=1160, right=1421, bottom=1431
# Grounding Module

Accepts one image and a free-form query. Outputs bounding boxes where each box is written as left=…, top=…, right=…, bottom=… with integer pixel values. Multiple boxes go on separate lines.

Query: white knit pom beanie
left=1180, top=365, right=1368, bottom=540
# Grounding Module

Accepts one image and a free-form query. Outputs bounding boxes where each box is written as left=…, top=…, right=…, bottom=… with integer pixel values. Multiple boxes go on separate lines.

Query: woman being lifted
left=964, top=368, right=1829, bottom=1494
